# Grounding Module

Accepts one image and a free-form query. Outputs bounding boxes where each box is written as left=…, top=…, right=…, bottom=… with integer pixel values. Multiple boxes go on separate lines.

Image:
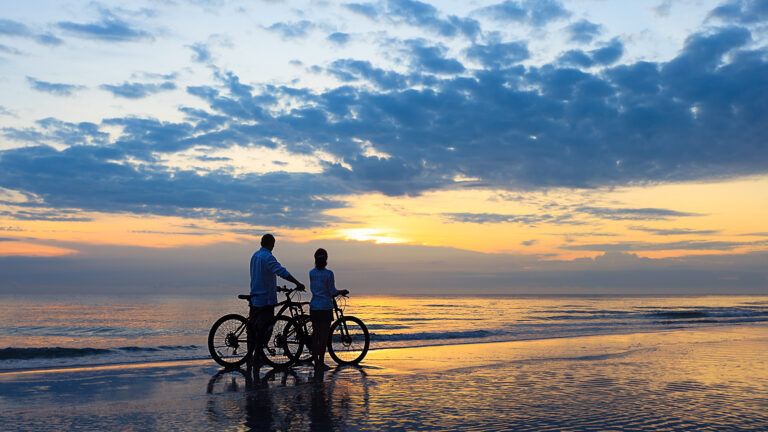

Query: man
left=248, top=233, right=305, bottom=367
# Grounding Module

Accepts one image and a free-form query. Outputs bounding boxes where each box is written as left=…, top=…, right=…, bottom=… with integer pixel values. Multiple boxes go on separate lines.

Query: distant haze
left=1, top=239, right=766, bottom=295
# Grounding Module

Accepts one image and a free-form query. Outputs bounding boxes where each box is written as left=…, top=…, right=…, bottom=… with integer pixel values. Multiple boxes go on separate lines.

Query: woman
left=309, top=248, right=348, bottom=370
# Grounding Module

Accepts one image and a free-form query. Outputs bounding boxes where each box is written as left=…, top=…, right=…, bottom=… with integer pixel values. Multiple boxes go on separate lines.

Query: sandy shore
left=1, top=325, right=766, bottom=431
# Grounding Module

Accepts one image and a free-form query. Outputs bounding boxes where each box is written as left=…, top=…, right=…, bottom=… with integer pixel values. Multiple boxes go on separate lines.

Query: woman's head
left=314, top=248, right=328, bottom=269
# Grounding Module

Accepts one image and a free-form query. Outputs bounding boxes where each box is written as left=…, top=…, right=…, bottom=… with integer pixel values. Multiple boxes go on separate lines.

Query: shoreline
left=1, top=323, right=765, bottom=377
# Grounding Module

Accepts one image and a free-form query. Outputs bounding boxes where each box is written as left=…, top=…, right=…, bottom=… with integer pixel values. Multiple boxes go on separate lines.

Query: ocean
left=1, top=294, right=767, bottom=371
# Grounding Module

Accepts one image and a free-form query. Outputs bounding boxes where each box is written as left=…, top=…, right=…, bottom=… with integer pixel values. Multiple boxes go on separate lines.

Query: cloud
left=0, top=44, right=23, bottom=56
left=265, top=20, right=315, bottom=39
left=566, top=19, right=602, bottom=44
left=0, top=19, right=63, bottom=46
left=345, top=0, right=480, bottom=38
left=26, top=77, right=85, bottom=96
left=465, top=41, right=529, bottom=68
left=189, top=42, right=212, bottom=63
left=196, top=154, right=231, bottom=162
left=327, top=59, right=407, bottom=89
left=654, top=0, right=673, bottom=17
left=709, top=0, right=768, bottom=24
left=562, top=239, right=765, bottom=252
left=577, top=207, right=699, bottom=221
left=2, top=9, right=767, bottom=222
left=57, top=14, right=152, bottom=42
left=327, top=32, right=351, bottom=45
left=0, top=19, right=30, bottom=37
left=0, top=208, right=92, bottom=222
left=443, top=212, right=578, bottom=225
left=344, top=2, right=379, bottom=19
left=405, top=39, right=465, bottom=74
left=3, top=117, right=108, bottom=147
left=100, top=81, right=177, bottom=99
left=0, top=145, right=346, bottom=228
left=630, top=226, right=720, bottom=236
left=558, top=38, right=624, bottom=67
left=475, top=0, right=570, bottom=26
left=0, top=106, right=15, bottom=117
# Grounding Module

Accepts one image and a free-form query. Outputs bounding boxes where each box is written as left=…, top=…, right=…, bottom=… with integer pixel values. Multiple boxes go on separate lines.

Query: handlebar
left=277, top=285, right=305, bottom=293
left=237, top=285, right=319, bottom=301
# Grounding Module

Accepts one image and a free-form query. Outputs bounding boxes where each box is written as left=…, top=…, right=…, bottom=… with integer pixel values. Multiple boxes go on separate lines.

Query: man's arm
left=284, top=274, right=305, bottom=291
left=267, top=255, right=305, bottom=290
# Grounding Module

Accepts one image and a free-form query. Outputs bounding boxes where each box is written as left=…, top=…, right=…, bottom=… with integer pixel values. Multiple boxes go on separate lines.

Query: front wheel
left=328, top=316, right=369, bottom=365
left=208, top=314, right=250, bottom=368
left=260, top=316, right=303, bottom=368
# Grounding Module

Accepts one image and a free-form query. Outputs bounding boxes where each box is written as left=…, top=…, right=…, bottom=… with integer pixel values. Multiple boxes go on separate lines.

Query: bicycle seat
left=238, top=294, right=252, bottom=300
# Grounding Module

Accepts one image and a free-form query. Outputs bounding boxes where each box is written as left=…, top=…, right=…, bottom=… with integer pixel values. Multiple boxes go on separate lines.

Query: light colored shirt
left=249, top=247, right=292, bottom=307
left=309, top=267, right=338, bottom=311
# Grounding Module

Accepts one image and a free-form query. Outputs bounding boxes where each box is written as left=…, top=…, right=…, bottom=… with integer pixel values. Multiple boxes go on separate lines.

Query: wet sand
left=1, top=325, right=766, bottom=431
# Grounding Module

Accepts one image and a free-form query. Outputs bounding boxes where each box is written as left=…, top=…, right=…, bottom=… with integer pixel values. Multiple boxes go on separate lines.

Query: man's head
left=261, top=234, right=276, bottom=251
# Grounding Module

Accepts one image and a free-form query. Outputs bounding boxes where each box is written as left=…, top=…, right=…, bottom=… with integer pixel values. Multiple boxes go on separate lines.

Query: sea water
left=1, top=294, right=767, bottom=371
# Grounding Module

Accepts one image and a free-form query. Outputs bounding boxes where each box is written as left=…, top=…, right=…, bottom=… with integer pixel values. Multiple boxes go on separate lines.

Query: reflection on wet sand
left=1, top=326, right=765, bottom=430
left=206, top=365, right=371, bottom=431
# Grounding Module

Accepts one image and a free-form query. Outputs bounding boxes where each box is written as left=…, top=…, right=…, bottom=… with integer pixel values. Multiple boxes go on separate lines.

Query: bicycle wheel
left=328, top=316, right=369, bottom=365
left=208, top=314, right=250, bottom=368
left=260, top=315, right=303, bottom=368
left=297, top=315, right=314, bottom=362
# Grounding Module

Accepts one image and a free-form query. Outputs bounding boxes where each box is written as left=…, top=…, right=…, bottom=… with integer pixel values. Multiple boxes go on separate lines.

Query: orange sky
left=2, top=175, right=766, bottom=260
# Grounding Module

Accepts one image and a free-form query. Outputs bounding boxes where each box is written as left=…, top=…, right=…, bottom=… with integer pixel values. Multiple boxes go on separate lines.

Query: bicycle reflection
left=205, top=366, right=371, bottom=431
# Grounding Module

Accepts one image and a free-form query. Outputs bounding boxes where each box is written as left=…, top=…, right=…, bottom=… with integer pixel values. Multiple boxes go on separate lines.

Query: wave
left=371, top=329, right=497, bottom=342
left=0, top=345, right=199, bottom=361
left=648, top=311, right=709, bottom=319
left=366, top=324, right=411, bottom=330
left=539, top=307, right=768, bottom=322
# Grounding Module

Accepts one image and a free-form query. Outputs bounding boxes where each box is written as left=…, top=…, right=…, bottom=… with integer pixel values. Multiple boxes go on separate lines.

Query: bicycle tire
left=327, top=316, right=369, bottom=365
left=260, top=315, right=303, bottom=368
left=297, top=315, right=314, bottom=362
left=208, top=314, right=250, bottom=368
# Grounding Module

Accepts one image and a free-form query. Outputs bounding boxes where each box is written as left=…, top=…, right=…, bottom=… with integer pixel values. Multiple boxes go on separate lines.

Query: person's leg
left=248, top=306, right=274, bottom=368
left=310, top=313, right=321, bottom=366
left=315, top=322, right=330, bottom=369
left=247, top=306, right=259, bottom=368
left=311, top=310, right=332, bottom=369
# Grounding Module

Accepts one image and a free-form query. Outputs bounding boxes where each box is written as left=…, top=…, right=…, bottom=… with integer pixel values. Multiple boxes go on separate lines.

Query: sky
left=0, top=0, right=766, bottom=294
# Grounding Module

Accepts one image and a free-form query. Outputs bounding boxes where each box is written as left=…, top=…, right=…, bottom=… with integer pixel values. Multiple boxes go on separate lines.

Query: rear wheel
left=297, top=315, right=314, bottom=362
left=208, top=314, right=250, bottom=368
left=328, top=316, right=369, bottom=365
left=260, top=316, right=303, bottom=368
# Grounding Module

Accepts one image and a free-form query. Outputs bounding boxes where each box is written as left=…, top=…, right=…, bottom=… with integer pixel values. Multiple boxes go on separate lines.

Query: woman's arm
left=330, top=271, right=348, bottom=296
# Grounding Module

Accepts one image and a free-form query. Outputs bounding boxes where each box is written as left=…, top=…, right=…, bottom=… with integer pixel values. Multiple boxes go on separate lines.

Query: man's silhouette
left=248, top=233, right=305, bottom=368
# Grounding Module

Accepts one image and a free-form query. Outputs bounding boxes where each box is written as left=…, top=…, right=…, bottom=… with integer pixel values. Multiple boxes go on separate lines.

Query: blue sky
left=0, top=0, right=767, bottom=294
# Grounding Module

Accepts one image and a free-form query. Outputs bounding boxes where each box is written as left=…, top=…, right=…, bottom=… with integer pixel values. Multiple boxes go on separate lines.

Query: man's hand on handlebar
left=283, top=275, right=305, bottom=292
left=337, top=289, right=349, bottom=296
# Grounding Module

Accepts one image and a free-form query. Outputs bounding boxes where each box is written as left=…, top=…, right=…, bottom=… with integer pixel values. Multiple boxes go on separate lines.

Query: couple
left=249, top=233, right=348, bottom=371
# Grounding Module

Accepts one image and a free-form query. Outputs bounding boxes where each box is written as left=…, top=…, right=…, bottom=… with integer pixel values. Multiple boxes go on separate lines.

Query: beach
left=1, top=325, right=766, bottom=431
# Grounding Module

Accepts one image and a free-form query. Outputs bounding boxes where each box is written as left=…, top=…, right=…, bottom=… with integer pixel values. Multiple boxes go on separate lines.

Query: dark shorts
left=310, top=309, right=333, bottom=327
left=248, top=305, right=275, bottom=337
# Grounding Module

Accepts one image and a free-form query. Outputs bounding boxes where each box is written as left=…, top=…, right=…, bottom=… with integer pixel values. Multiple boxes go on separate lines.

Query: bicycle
left=288, top=292, right=370, bottom=365
left=207, top=287, right=308, bottom=369
left=209, top=288, right=370, bottom=368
